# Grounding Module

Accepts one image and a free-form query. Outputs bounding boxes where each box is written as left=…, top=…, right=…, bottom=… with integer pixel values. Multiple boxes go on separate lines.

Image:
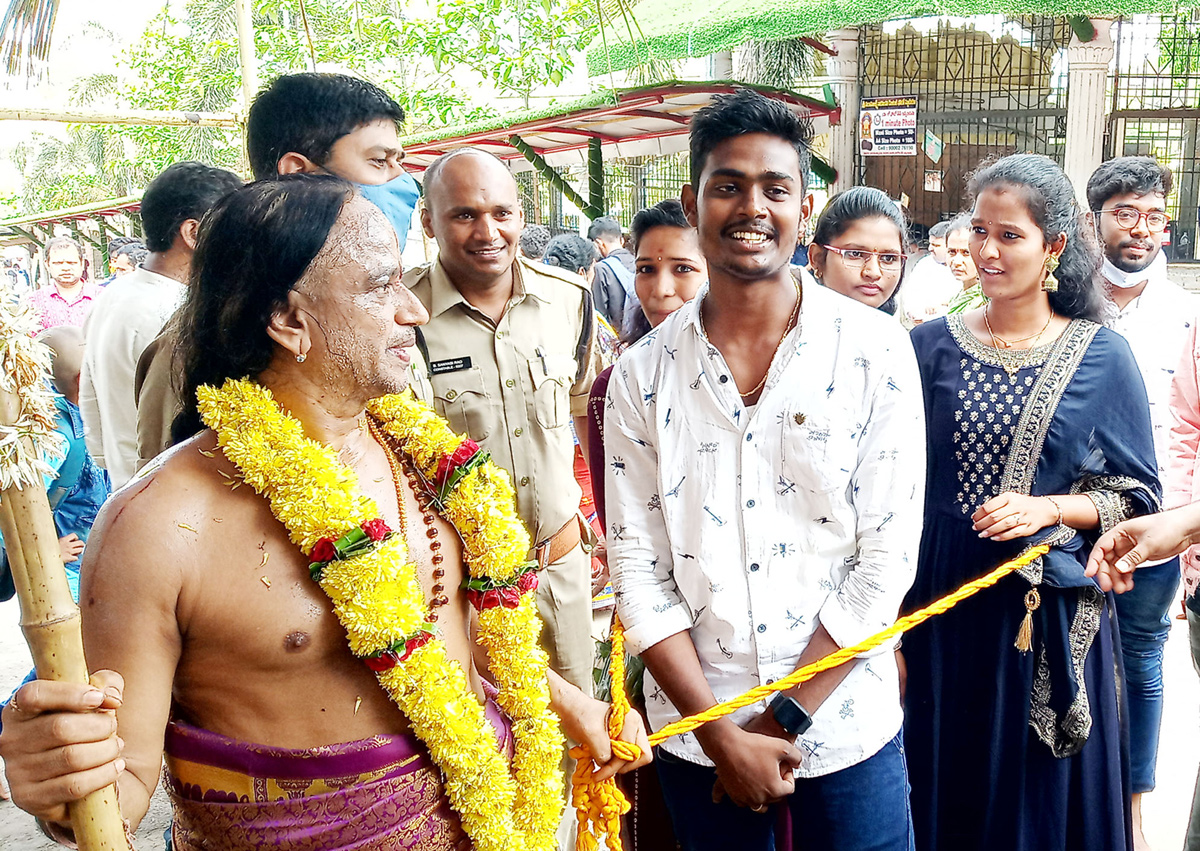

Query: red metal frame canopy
left=401, top=80, right=840, bottom=219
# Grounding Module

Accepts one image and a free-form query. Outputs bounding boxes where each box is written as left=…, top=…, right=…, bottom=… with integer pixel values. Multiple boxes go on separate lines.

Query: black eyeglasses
left=821, top=245, right=906, bottom=272
left=1098, top=207, right=1170, bottom=233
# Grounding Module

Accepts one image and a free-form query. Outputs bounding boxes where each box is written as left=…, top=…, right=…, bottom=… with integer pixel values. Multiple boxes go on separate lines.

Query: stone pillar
left=825, top=28, right=861, bottom=194
left=1063, top=18, right=1115, bottom=206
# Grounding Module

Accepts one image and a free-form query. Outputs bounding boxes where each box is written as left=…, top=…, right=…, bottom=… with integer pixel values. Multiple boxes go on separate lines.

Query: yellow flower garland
left=197, top=379, right=563, bottom=851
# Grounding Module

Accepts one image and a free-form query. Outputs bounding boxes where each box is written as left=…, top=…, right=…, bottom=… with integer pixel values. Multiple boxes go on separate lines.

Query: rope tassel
left=1015, top=588, right=1041, bottom=653
left=570, top=546, right=1050, bottom=851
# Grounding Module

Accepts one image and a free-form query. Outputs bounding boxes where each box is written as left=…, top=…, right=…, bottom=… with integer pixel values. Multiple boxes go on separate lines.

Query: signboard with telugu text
left=859, top=95, right=917, bottom=157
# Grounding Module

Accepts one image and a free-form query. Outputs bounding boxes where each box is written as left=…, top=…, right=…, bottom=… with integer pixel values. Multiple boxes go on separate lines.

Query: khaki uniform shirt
left=405, top=257, right=599, bottom=543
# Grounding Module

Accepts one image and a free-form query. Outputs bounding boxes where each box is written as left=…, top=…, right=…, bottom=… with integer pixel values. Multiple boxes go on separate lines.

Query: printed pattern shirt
left=26, top=280, right=100, bottom=331
left=606, top=282, right=926, bottom=776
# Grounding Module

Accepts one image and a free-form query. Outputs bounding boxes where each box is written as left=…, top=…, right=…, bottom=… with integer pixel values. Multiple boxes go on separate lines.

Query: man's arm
left=0, top=472, right=187, bottom=833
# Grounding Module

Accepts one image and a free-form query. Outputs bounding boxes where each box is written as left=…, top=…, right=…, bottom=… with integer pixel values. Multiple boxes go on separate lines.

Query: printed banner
left=859, top=96, right=918, bottom=157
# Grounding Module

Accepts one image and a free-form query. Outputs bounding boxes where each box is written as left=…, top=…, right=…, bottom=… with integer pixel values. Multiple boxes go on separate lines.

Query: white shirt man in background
left=80, top=162, right=241, bottom=487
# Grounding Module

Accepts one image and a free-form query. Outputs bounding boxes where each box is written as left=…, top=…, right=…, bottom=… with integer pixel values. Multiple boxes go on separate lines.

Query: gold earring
left=1042, top=254, right=1059, bottom=293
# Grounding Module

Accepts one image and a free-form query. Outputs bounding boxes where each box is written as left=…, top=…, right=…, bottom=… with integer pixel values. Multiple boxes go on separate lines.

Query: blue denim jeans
left=1113, top=559, right=1179, bottom=792
left=656, top=731, right=915, bottom=851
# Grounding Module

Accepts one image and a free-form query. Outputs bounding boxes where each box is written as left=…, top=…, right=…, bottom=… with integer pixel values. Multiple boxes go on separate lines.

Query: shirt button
left=750, top=562, right=760, bottom=572
left=766, top=677, right=775, bottom=685
left=757, top=624, right=767, bottom=633
left=747, top=499, right=756, bottom=508
left=446, top=390, right=458, bottom=400
left=520, top=476, right=530, bottom=486
left=719, top=375, right=729, bottom=384
left=506, top=379, right=515, bottom=388
left=496, top=331, right=505, bottom=339
left=746, top=433, right=753, bottom=441
left=514, top=427, right=523, bottom=437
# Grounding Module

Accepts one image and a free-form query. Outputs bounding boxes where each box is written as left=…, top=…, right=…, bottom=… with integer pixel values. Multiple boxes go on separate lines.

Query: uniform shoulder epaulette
left=521, top=257, right=589, bottom=293
left=401, top=262, right=434, bottom=289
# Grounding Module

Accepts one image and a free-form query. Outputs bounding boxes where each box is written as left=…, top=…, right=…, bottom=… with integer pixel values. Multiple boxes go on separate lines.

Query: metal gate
left=1108, top=13, right=1200, bottom=261
left=858, top=16, right=1072, bottom=233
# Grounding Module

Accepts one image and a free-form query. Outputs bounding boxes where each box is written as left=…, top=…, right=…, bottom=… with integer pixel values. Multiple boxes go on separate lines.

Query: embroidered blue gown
left=904, top=315, right=1158, bottom=851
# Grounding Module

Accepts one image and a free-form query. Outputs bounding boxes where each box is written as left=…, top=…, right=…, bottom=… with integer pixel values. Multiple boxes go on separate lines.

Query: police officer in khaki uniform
left=404, top=148, right=600, bottom=696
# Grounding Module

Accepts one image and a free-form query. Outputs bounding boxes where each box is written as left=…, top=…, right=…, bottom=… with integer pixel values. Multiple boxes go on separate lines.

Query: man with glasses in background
left=1087, top=155, right=1196, bottom=851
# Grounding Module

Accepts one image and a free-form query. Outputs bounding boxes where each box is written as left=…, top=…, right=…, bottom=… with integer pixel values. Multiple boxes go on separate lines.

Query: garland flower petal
left=198, top=379, right=563, bottom=851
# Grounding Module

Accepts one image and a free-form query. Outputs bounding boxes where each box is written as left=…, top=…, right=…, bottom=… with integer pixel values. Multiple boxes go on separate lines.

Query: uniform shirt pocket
left=528, top=354, right=576, bottom=429
left=431, top=368, right=492, bottom=440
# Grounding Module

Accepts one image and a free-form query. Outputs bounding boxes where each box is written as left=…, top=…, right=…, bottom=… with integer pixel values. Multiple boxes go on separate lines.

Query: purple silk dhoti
left=163, top=697, right=512, bottom=851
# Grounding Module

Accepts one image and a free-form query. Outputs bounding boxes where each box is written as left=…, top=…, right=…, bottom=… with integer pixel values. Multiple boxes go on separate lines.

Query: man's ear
left=420, top=200, right=436, bottom=239
left=681, top=184, right=699, bottom=229
left=276, top=152, right=322, bottom=176
left=178, top=219, right=202, bottom=252
left=801, top=192, right=815, bottom=232
left=265, top=290, right=314, bottom=361
left=1084, top=210, right=1097, bottom=231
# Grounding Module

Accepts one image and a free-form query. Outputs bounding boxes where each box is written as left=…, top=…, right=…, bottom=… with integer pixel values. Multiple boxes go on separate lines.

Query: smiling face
left=634, top=225, right=707, bottom=326
left=321, top=119, right=407, bottom=186
left=421, top=152, right=524, bottom=290
left=811, top=216, right=905, bottom=309
left=970, top=185, right=1062, bottom=302
left=1096, top=190, right=1167, bottom=273
left=683, top=133, right=810, bottom=284
left=293, top=195, right=429, bottom=401
left=946, top=227, right=978, bottom=288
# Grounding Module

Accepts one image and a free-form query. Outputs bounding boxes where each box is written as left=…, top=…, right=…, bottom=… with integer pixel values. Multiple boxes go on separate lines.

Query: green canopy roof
left=586, top=0, right=1185, bottom=75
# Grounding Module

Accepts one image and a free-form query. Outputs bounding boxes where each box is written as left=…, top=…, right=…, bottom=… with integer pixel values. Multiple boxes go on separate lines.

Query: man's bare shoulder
left=89, top=430, right=258, bottom=567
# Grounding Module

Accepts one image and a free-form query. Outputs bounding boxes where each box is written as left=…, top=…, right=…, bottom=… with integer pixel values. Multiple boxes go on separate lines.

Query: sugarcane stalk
left=0, top=326, right=130, bottom=849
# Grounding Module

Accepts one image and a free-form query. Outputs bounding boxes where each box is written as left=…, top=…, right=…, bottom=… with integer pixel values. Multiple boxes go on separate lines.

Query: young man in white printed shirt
left=605, top=88, right=926, bottom=850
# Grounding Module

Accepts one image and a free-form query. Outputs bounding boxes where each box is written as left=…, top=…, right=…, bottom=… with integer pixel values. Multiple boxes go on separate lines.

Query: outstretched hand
left=1086, top=505, right=1200, bottom=593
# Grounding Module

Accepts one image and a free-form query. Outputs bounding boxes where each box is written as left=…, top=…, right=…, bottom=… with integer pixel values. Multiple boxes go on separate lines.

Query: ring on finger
left=752, top=804, right=768, bottom=813
left=7, top=693, right=23, bottom=715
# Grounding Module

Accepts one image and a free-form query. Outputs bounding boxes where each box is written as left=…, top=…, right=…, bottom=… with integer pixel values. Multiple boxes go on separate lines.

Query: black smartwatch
left=769, top=693, right=814, bottom=736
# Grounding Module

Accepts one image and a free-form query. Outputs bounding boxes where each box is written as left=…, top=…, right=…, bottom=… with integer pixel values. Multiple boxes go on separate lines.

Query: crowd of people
left=0, top=73, right=1196, bottom=851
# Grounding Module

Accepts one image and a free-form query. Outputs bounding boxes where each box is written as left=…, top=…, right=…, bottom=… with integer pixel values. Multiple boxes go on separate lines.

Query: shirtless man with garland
left=0, top=176, right=648, bottom=850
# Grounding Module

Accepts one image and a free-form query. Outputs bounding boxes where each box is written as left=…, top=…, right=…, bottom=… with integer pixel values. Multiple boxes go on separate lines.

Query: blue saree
left=904, top=315, right=1158, bottom=851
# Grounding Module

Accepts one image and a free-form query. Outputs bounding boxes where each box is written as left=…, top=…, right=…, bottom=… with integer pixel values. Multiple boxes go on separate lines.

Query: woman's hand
left=58, top=534, right=85, bottom=564
left=972, top=493, right=1059, bottom=541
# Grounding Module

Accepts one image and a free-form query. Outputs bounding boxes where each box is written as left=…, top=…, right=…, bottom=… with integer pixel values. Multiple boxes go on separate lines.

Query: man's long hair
left=171, top=174, right=354, bottom=444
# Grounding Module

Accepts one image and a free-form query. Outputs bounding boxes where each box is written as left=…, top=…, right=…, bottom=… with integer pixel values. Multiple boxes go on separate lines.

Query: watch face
left=772, top=694, right=813, bottom=736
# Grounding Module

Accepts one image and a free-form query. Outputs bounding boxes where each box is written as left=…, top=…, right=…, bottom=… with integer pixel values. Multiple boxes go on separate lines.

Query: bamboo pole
left=0, top=106, right=239, bottom=127
left=235, top=0, right=259, bottom=116
left=0, top=331, right=130, bottom=849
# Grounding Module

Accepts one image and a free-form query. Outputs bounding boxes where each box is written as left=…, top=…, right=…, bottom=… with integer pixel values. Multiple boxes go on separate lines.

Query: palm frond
left=0, top=0, right=61, bottom=80
left=738, top=38, right=817, bottom=90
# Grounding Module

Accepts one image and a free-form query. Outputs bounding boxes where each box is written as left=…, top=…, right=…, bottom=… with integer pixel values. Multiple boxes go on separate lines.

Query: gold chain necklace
left=983, top=304, right=1054, bottom=380
left=700, top=278, right=802, bottom=399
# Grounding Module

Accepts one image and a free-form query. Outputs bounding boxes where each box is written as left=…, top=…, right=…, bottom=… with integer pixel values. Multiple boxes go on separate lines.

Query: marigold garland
left=197, top=379, right=563, bottom=851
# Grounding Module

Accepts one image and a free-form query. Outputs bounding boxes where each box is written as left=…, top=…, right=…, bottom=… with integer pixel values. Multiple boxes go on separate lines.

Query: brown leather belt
left=535, top=513, right=585, bottom=569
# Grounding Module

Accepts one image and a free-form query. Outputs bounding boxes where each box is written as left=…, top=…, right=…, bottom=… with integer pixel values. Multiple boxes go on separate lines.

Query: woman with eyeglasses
left=903, top=154, right=1159, bottom=851
left=807, top=187, right=907, bottom=314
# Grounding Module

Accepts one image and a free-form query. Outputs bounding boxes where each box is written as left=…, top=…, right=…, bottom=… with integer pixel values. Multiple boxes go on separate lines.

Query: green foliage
left=8, top=0, right=595, bottom=215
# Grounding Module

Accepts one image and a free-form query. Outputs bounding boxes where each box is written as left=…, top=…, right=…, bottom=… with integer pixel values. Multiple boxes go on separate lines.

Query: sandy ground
left=0, top=595, right=1196, bottom=850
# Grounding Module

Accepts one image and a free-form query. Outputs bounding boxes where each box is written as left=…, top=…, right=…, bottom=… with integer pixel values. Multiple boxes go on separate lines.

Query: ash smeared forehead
left=297, top=194, right=398, bottom=293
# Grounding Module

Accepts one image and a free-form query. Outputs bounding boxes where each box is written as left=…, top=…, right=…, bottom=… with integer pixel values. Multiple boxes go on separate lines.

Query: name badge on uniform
left=430, top=356, right=473, bottom=375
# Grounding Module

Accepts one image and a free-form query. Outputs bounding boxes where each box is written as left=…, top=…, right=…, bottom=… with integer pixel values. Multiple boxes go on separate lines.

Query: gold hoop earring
left=1042, top=254, right=1060, bottom=293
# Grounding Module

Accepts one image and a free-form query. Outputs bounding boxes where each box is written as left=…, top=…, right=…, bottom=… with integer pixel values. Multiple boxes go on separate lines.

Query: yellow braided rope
left=571, top=545, right=1048, bottom=850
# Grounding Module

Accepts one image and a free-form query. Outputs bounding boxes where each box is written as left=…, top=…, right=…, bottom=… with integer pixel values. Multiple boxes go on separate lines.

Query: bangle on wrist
left=1045, top=496, right=1064, bottom=527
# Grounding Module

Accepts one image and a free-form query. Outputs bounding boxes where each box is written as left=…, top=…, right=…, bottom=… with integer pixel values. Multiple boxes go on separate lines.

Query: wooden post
left=0, top=317, right=130, bottom=850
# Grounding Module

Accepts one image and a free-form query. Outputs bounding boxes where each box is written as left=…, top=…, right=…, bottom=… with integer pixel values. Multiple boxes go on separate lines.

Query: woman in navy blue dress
left=904, top=154, right=1156, bottom=851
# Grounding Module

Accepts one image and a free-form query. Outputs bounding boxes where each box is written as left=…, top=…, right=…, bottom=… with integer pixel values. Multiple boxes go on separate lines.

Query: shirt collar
left=47, top=280, right=98, bottom=305
left=427, top=256, right=546, bottom=318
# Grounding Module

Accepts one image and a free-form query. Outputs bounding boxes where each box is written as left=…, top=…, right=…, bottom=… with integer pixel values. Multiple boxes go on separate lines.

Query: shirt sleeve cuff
left=621, top=605, right=693, bottom=656
left=818, top=595, right=893, bottom=659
